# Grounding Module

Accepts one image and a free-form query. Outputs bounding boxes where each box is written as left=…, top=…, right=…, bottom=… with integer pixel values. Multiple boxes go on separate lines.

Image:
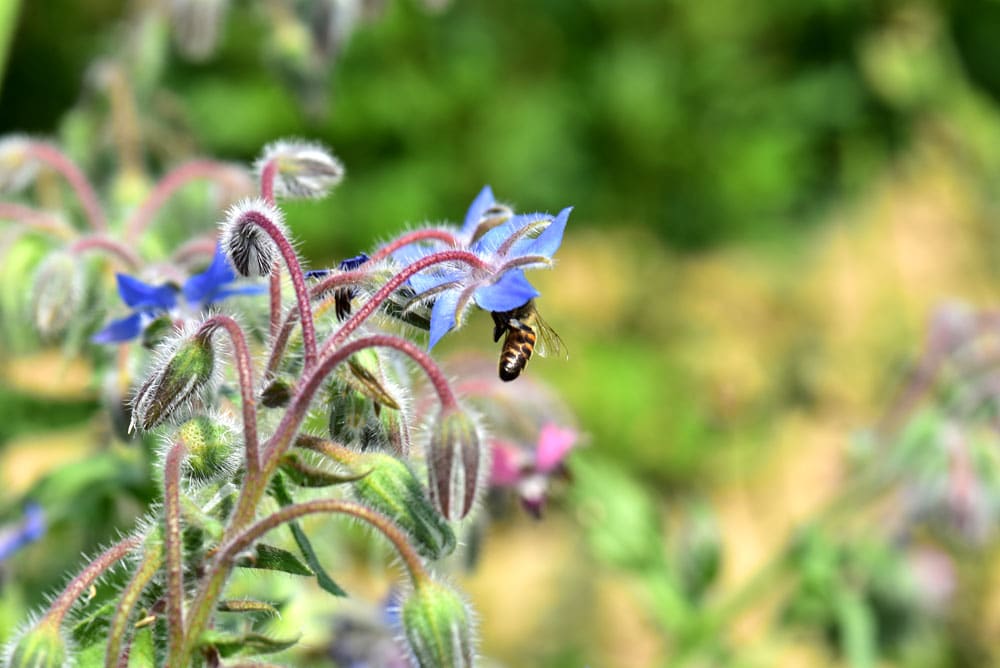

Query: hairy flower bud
left=131, top=329, right=220, bottom=432
left=176, top=415, right=238, bottom=483
left=255, top=139, right=345, bottom=200
left=427, top=408, right=483, bottom=521
left=219, top=198, right=287, bottom=277
left=6, top=623, right=67, bottom=668
left=30, top=251, right=83, bottom=340
left=400, top=581, right=476, bottom=668
left=353, top=453, right=455, bottom=559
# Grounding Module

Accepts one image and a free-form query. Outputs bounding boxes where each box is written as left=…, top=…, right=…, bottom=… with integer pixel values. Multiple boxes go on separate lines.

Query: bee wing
left=533, top=313, right=568, bottom=360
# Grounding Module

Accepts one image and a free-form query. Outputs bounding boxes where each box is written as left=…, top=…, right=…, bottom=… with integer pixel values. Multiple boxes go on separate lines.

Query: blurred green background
left=7, top=0, right=1000, bottom=666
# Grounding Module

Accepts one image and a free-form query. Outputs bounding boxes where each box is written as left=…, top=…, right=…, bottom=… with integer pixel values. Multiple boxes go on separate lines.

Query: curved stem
left=170, top=235, right=218, bottom=266
left=40, top=536, right=141, bottom=627
left=124, top=160, right=249, bottom=243
left=27, top=142, right=106, bottom=233
left=164, top=443, right=186, bottom=666
left=367, top=228, right=460, bottom=263
left=198, top=315, right=260, bottom=474
left=260, top=158, right=278, bottom=205
left=269, top=265, right=282, bottom=341
left=105, top=542, right=164, bottom=668
left=0, top=202, right=76, bottom=239
left=319, top=249, right=489, bottom=359
left=239, top=209, right=317, bottom=370
left=69, top=235, right=141, bottom=269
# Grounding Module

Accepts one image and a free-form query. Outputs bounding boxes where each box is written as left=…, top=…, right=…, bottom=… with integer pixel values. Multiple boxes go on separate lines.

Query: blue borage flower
left=92, top=244, right=265, bottom=343
left=0, top=503, right=45, bottom=562
left=393, top=186, right=571, bottom=349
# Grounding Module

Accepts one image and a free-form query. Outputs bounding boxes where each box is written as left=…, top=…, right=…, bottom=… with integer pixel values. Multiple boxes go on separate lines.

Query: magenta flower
left=490, top=423, right=578, bottom=518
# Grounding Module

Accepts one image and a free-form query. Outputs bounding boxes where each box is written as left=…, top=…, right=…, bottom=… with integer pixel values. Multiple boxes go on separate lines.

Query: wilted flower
left=491, top=423, right=578, bottom=517
left=92, top=243, right=263, bottom=343
left=0, top=504, right=45, bottom=562
left=395, top=186, right=571, bottom=348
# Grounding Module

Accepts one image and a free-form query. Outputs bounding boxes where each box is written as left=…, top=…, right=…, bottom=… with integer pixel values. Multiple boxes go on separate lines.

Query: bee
left=491, top=299, right=566, bottom=381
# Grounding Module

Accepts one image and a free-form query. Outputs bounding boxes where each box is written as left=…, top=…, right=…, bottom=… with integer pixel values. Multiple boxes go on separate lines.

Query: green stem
left=164, top=442, right=187, bottom=666
left=105, top=541, right=164, bottom=668
left=0, top=0, right=21, bottom=98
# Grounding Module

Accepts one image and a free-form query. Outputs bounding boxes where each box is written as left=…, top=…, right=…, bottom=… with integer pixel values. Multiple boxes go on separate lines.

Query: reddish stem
left=124, top=160, right=250, bottom=243
left=170, top=235, right=218, bottom=266
left=198, top=315, right=260, bottom=474
left=28, top=142, right=107, bottom=233
left=69, top=235, right=141, bottom=269
left=319, top=249, right=489, bottom=359
left=368, top=228, right=461, bottom=263
left=0, top=202, right=75, bottom=239
left=40, top=536, right=141, bottom=627
left=269, top=265, right=282, bottom=341
left=260, top=159, right=278, bottom=205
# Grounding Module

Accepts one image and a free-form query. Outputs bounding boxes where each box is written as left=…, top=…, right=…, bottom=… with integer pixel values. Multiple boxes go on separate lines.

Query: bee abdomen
left=498, top=331, right=535, bottom=382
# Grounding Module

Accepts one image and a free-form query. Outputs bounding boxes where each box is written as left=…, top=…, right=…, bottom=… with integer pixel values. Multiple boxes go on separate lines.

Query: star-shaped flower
left=92, top=244, right=264, bottom=343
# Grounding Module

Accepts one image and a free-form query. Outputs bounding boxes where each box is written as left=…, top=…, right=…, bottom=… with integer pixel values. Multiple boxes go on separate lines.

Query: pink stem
left=198, top=315, right=260, bottom=474
left=124, top=160, right=250, bottom=243
left=69, top=235, right=141, bottom=269
left=40, top=536, right=141, bottom=627
left=319, top=249, right=489, bottom=360
left=28, top=142, right=107, bottom=233
left=269, top=265, right=282, bottom=341
left=368, top=228, right=461, bottom=263
left=260, top=159, right=278, bottom=205
left=0, top=202, right=75, bottom=239
left=170, top=235, right=218, bottom=266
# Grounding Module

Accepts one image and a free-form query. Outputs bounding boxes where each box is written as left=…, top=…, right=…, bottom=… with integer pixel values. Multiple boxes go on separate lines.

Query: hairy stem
left=198, top=315, right=260, bottom=474
left=164, top=443, right=187, bottom=666
left=105, top=542, right=164, bottom=668
left=0, top=202, right=75, bottom=239
left=27, top=141, right=107, bottom=233
left=69, top=235, right=141, bottom=269
left=40, top=536, right=141, bottom=627
left=367, top=228, right=460, bottom=263
left=269, top=265, right=281, bottom=341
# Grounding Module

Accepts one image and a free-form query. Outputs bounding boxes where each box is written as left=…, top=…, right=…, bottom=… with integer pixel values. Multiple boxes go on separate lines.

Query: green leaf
left=70, top=600, right=116, bottom=647
left=269, top=473, right=348, bottom=597
left=128, top=625, right=157, bottom=668
left=236, top=543, right=313, bottom=577
left=198, top=629, right=300, bottom=658
left=279, top=452, right=369, bottom=487
left=217, top=599, right=281, bottom=622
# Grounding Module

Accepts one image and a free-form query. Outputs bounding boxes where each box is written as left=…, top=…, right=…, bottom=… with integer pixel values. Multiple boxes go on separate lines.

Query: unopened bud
left=219, top=198, right=286, bottom=277
left=400, top=580, right=476, bottom=668
left=255, top=139, right=345, bottom=200
left=30, top=251, right=83, bottom=340
left=0, top=135, right=37, bottom=193
left=6, top=622, right=67, bottom=668
left=131, top=329, right=219, bottom=432
left=176, top=415, right=237, bottom=483
left=353, top=453, right=455, bottom=559
left=427, top=408, right=482, bottom=521
left=260, top=377, right=293, bottom=408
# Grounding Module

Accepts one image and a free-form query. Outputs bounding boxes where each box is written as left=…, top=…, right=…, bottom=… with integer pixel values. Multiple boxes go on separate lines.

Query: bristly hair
left=219, top=197, right=288, bottom=278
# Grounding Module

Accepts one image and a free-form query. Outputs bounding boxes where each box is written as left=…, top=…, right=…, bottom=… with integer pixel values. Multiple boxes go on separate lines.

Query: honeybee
left=491, top=299, right=566, bottom=381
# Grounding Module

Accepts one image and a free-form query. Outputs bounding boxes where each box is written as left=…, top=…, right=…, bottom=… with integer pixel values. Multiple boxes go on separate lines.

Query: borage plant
left=3, top=139, right=574, bottom=667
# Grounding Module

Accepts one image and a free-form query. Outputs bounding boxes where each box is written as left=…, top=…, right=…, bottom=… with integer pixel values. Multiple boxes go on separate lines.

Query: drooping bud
left=131, top=328, right=220, bottom=432
left=29, top=251, right=83, bottom=340
left=6, top=622, right=67, bottom=668
left=352, top=453, right=455, bottom=559
left=255, top=139, right=345, bottom=200
left=260, top=376, right=294, bottom=408
left=399, top=580, right=476, bottom=668
left=219, top=198, right=287, bottom=277
left=426, top=407, right=483, bottom=521
left=0, top=135, right=37, bottom=193
left=175, top=415, right=238, bottom=483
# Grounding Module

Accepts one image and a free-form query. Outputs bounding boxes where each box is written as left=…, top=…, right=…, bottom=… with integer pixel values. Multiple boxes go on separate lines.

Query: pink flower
left=489, top=422, right=579, bottom=518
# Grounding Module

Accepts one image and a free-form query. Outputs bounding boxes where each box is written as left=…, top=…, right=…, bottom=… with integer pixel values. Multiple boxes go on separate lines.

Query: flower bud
left=0, top=135, right=37, bottom=193
left=399, top=580, right=476, bottom=668
left=219, top=198, right=287, bottom=277
left=6, top=623, right=67, bottom=668
left=352, top=453, right=455, bottom=559
left=29, top=251, right=83, bottom=340
left=131, top=329, right=219, bottom=432
left=176, top=415, right=237, bottom=483
left=427, top=408, right=483, bottom=521
left=168, top=0, right=229, bottom=62
left=255, top=139, right=345, bottom=200
left=260, top=377, right=293, bottom=408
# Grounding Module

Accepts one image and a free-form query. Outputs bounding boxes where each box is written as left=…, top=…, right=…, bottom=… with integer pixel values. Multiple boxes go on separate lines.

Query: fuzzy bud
left=30, top=251, right=83, bottom=340
left=176, top=416, right=237, bottom=482
left=6, top=623, right=67, bottom=668
left=256, top=139, right=345, bottom=200
left=131, top=329, right=219, bottom=432
left=400, top=581, right=476, bottom=668
left=353, top=453, right=455, bottom=559
left=0, top=135, right=37, bottom=193
left=427, top=408, right=482, bottom=521
left=219, top=198, right=287, bottom=277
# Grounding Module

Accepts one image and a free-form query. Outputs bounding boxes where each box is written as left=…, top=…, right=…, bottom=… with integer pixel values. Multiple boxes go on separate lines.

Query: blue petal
left=183, top=245, right=236, bottom=306
left=117, top=274, right=177, bottom=310
left=514, top=207, right=571, bottom=258
left=338, top=252, right=370, bottom=271
left=305, top=269, right=331, bottom=280
left=428, top=289, right=462, bottom=350
left=473, top=269, right=540, bottom=312
left=409, top=268, right=462, bottom=295
left=91, top=312, right=145, bottom=344
left=461, top=185, right=496, bottom=236
left=472, top=212, right=549, bottom=257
